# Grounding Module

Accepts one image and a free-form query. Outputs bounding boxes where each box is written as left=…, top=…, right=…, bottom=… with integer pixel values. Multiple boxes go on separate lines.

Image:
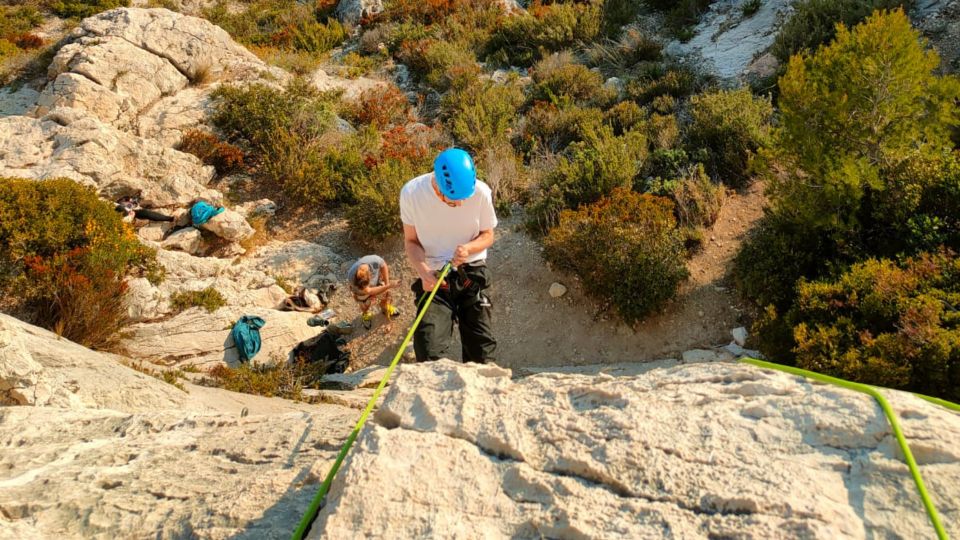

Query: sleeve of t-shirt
left=399, top=186, right=413, bottom=226
left=480, top=190, right=498, bottom=230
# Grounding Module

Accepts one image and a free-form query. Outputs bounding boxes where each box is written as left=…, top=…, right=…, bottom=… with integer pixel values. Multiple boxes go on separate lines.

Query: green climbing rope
left=291, top=263, right=452, bottom=540
left=739, top=358, right=951, bottom=540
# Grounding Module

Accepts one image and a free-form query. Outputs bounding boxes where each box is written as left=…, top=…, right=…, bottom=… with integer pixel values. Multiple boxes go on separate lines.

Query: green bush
left=647, top=112, right=679, bottom=150
left=530, top=55, right=617, bottom=107
left=603, top=100, right=646, bottom=136
left=170, top=287, right=227, bottom=314
left=398, top=38, right=479, bottom=91
left=443, top=78, right=524, bottom=152
left=477, top=141, right=528, bottom=214
left=211, top=79, right=335, bottom=152
left=484, top=0, right=602, bottom=67
left=202, top=359, right=320, bottom=400
left=0, top=6, right=44, bottom=38
left=772, top=0, right=914, bottom=62
left=734, top=212, right=843, bottom=312
left=584, top=28, right=662, bottom=77
left=345, top=158, right=418, bottom=244
left=602, top=0, right=643, bottom=36
left=742, top=0, right=761, bottom=17
left=543, top=188, right=689, bottom=323
left=625, top=65, right=703, bottom=104
left=528, top=125, right=647, bottom=232
left=205, top=0, right=344, bottom=53
left=646, top=163, right=725, bottom=229
left=0, top=178, right=156, bottom=349
left=788, top=252, right=960, bottom=401
left=644, top=0, right=713, bottom=37
left=524, top=100, right=605, bottom=154
left=211, top=79, right=342, bottom=204
left=47, top=0, right=129, bottom=19
left=739, top=10, right=960, bottom=320
left=771, top=9, right=959, bottom=235
left=687, top=88, right=773, bottom=188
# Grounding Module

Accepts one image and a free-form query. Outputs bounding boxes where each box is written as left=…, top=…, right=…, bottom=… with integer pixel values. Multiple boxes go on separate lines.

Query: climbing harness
left=740, top=358, right=957, bottom=540
left=291, top=263, right=452, bottom=540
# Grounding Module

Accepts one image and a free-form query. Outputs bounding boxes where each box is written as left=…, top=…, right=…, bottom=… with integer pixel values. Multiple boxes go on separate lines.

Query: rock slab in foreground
left=313, top=361, right=960, bottom=539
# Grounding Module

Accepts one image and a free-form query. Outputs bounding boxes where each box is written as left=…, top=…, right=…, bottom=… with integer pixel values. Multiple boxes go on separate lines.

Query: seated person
left=347, top=255, right=400, bottom=328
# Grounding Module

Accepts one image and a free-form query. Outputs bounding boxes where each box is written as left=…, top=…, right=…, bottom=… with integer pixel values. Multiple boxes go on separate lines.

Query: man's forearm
left=464, top=230, right=495, bottom=255
left=405, top=238, right=432, bottom=277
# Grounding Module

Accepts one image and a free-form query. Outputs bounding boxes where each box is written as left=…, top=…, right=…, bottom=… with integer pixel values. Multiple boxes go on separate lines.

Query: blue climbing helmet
left=433, top=148, right=476, bottom=201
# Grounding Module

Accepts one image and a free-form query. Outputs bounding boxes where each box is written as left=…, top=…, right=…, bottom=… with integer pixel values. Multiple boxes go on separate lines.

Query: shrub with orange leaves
left=344, top=84, right=412, bottom=128
left=178, top=129, right=246, bottom=175
left=13, top=33, right=43, bottom=49
left=0, top=177, right=157, bottom=349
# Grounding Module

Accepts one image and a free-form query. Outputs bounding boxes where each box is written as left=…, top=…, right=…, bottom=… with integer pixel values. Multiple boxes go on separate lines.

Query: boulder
left=161, top=227, right=202, bottom=254
left=314, top=361, right=960, bottom=538
left=37, top=36, right=189, bottom=129
left=200, top=208, right=255, bottom=242
left=673, top=0, right=793, bottom=79
left=75, top=8, right=285, bottom=85
left=137, top=221, right=173, bottom=242
left=0, top=318, right=51, bottom=406
left=310, top=67, right=384, bottom=100
left=136, top=86, right=216, bottom=147
left=0, top=314, right=188, bottom=411
left=123, top=307, right=320, bottom=368
left=335, top=0, right=384, bottom=25
left=0, top=86, right=40, bottom=118
left=0, top=112, right=219, bottom=208
left=235, top=198, right=277, bottom=218
left=0, top=404, right=356, bottom=539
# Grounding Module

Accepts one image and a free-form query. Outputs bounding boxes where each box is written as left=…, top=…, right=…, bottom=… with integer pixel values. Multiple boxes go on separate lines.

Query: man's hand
left=452, top=244, right=470, bottom=267
left=420, top=269, right=437, bottom=291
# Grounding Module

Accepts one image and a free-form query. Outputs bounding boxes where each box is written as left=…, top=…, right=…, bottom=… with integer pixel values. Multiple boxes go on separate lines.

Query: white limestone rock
left=0, top=314, right=187, bottom=411
left=199, top=208, right=255, bottom=242
left=161, top=227, right=202, bottom=254
left=0, top=111, right=219, bottom=207
left=313, top=360, right=960, bottom=538
left=123, top=307, right=319, bottom=368
left=732, top=326, right=748, bottom=347
left=335, top=0, right=384, bottom=24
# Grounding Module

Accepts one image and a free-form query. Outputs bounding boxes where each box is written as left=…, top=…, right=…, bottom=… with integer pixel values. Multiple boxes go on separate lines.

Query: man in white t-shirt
left=400, top=148, right=497, bottom=363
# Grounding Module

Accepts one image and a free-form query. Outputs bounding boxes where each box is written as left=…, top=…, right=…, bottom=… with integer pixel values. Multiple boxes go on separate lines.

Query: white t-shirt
left=400, top=173, right=498, bottom=271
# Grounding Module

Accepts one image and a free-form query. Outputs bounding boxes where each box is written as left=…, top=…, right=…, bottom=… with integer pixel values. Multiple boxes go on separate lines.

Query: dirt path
left=285, top=182, right=766, bottom=372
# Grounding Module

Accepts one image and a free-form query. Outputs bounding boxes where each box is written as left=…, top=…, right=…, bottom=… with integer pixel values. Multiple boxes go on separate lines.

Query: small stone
left=138, top=221, right=173, bottom=242
left=162, top=227, right=202, bottom=254
left=732, top=327, right=748, bottom=347
left=698, top=311, right=705, bottom=317
left=548, top=283, right=567, bottom=298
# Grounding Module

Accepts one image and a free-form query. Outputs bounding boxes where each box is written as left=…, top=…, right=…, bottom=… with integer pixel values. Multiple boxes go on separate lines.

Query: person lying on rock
left=401, top=148, right=497, bottom=363
left=347, top=255, right=400, bottom=329
left=115, top=195, right=174, bottom=224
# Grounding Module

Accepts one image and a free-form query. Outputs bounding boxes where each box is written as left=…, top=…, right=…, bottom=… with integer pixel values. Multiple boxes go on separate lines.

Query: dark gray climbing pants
left=411, top=263, right=496, bottom=363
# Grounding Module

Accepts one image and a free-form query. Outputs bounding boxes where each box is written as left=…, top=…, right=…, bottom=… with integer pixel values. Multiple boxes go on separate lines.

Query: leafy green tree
left=770, top=9, right=960, bottom=234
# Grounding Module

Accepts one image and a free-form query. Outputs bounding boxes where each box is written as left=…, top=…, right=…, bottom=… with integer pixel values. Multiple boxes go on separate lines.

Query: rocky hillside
left=2, top=3, right=960, bottom=539
left=2, top=314, right=959, bottom=538
left=0, top=8, right=368, bottom=369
